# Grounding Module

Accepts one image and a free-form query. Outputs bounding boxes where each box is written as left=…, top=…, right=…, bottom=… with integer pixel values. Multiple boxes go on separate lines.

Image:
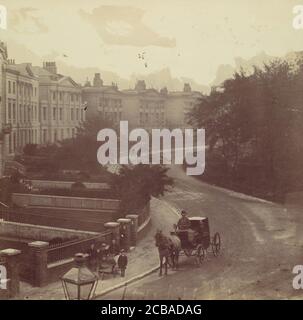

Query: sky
left=0, top=0, right=302, bottom=87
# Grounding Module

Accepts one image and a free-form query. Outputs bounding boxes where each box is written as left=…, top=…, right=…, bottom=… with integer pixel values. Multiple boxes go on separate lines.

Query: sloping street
left=103, top=165, right=303, bottom=299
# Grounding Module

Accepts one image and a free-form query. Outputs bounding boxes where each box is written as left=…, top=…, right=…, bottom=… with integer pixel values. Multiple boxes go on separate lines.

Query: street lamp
left=61, top=253, right=98, bottom=300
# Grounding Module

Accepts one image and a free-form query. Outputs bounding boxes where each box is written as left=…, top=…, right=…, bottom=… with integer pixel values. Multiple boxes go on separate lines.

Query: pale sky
left=0, top=0, right=302, bottom=86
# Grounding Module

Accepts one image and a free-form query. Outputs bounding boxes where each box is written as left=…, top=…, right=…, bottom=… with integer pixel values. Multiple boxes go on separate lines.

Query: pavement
left=16, top=197, right=179, bottom=300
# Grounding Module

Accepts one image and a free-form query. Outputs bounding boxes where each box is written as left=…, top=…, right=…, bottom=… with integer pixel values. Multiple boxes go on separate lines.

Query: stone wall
left=0, top=220, right=98, bottom=241
left=12, top=193, right=120, bottom=211
left=24, top=179, right=110, bottom=190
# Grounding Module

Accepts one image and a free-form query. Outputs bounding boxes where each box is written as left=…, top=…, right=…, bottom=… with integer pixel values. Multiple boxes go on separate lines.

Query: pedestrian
left=98, top=243, right=109, bottom=271
left=87, top=243, right=97, bottom=271
left=117, top=249, right=128, bottom=277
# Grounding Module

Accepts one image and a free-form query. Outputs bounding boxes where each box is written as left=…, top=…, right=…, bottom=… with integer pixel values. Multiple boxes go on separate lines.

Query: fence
left=46, top=231, right=112, bottom=265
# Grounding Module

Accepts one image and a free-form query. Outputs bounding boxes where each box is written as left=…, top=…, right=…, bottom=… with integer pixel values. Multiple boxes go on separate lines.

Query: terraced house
left=32, top=62, right=85, bottom=144
left=83, top=74, right=203, bottom=132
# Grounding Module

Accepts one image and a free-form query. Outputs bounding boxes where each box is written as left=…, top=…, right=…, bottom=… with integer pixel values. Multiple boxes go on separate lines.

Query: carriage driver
left=177, top=210, right=197, bottom=245
left=177, top=210, right=191, bottom=230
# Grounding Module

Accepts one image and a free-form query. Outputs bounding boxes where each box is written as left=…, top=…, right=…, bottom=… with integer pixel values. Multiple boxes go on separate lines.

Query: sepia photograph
left=0, top=0, right=303, bottom=308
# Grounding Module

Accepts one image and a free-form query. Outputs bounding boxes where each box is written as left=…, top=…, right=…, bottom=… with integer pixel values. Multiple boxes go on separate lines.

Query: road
left=103, top=165, right=303, bottom=299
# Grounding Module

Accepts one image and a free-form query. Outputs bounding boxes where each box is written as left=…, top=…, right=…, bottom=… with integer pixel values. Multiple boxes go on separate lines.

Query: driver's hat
left=181, top=209, right=187, bottom=215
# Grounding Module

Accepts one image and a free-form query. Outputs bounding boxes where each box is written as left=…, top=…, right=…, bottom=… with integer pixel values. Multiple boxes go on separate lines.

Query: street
left=102, top=165, right=303, bottom=299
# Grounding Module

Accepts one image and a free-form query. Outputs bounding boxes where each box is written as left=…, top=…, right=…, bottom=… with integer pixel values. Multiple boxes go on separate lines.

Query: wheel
left=197, top=245, right=205, bottom=264
left=184, top=248, right=193, bottom=257
left=211, top=232, right=221, bottom=257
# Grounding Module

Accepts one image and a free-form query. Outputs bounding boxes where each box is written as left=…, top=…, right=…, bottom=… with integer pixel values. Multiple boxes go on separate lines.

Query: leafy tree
left=189, top=59, right=302, bottom=201
left=111, top=164, right=173, bottom=214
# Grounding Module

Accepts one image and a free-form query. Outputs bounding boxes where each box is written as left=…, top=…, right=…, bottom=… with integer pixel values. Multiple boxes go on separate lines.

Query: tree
left=189, top=59, right=301, bottom=201
left=53, top=113, right=115, bottom=172
left=110, top=164, right=173, bottom=214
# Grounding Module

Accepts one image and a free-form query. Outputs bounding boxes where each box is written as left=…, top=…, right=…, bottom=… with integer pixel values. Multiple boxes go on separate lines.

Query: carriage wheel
left=211, top=232, right=221, bottom=257
left=184, top=249, right=193, bottom=257
left=197, top=245, right=205, bottom=264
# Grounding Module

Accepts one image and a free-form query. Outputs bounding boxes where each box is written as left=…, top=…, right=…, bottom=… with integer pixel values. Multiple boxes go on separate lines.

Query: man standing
left=117, top=249, right=128, bottom=277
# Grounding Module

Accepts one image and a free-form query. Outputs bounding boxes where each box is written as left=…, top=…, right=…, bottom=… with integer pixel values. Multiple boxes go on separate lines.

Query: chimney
left=160, top=87, right=168, bottom=95
left=183, top=83, right=191, bottom=93
left=43, top=61, right=57, bottom=74
left=7, top=59, right=15, bottom=65
left=135, top=80, right=146, bottom=91
left=93, top=73, right=103, bottom=87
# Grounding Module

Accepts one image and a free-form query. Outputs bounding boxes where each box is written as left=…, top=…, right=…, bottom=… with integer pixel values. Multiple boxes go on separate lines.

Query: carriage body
left=173, top=216, right=221, bottom=263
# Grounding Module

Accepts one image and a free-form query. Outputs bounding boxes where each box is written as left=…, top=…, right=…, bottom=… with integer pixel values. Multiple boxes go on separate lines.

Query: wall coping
left=0, top=220, right=99, bottom=236
left=12, top=193, right=120, bottom=203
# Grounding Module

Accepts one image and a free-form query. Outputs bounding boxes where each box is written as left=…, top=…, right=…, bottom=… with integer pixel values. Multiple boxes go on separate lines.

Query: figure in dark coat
left=117, top=249, right=128, bottom=277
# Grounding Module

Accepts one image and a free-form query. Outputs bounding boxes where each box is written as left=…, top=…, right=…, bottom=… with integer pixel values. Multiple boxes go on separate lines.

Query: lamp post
left=61, top=253, right=98, bottom=300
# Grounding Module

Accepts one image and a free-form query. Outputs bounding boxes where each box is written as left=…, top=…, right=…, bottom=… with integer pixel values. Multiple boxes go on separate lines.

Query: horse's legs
left=164, top=256, right=168, bottom=275
left=159, top=255, right=163, bottom=276
left=171, top=252, right=175, bottom=270
left=176, top=251, right=179, bottom=270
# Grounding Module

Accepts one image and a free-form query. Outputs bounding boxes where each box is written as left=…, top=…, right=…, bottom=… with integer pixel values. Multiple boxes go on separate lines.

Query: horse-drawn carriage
left=155, top=216, right=221, bottom=275
left=172, top=216, right=221, bottom=264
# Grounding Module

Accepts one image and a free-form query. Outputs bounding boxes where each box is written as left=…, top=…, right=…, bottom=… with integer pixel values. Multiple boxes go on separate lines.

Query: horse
left=155, top=230, right=181, bottom=276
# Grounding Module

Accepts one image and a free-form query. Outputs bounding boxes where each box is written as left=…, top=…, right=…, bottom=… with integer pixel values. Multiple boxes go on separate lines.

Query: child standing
left=117, top=249, right=128, bottom=277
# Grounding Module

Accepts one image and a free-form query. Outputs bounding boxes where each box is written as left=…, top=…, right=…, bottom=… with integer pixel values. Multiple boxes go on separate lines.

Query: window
left=53, top=108, right=56, bottom=120
left=8, top=81, right=11, bottom=94
left=12, top=103, right=16, bottom=121
left=34, top=87, right=37, bottom=96
left=8, top=102, right=11, bottom=121
left=71, top=108, right=74, bottom=121
left=43, top=129, right=47, bottom=143
left=13, top=132, right=16, bottom=151
left=43, top=107, right=47, bottom=121
left=59, top=108, right=63, bottom=121
left=59, top=92, right=63, bottom=101
left=53, top=92, right=56, bottom=100
left=76, top=109, right=79, bottom=120
left=27, top=105, right=30, bottom=122
left=71, top=94, right=74, bottom=102
left=9, top=134, right=12, bottom=153
left=13, top=82, right=16, bottom=94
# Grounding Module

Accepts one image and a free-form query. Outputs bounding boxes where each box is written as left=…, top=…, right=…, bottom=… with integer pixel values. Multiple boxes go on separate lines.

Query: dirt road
left=103, top=165, right=303, bottom=299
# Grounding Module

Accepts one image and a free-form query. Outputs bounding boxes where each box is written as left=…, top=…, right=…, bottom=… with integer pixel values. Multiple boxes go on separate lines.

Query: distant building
left=32, top=62, right=84, bottom=144
left=82, top=73, right=122, bottom=126
left=82, top=74, right=203, bottom=131
left=0, top=42, right=203, bottom=177
left=0, top=42, right=7, bottom=177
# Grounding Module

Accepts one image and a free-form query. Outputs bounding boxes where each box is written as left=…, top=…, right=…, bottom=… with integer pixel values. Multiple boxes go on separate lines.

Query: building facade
left=33, top=62, right=85, bottom=144
left=5, top=60, right=40, bottom=157
left=0, top=44, right=203, bottom=177
left=82, top=74, right=203, bottom=131
left=0, top=42, right=8, bottom=177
